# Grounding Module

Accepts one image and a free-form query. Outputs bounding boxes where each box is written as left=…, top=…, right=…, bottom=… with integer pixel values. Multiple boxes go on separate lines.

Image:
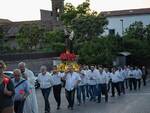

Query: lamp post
left=120, top=19, right=124, bottom=36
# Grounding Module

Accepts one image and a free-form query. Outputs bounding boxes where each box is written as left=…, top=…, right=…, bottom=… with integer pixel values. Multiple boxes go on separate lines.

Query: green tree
left=43, top=29, right=65, bottom=52
left=16, top=24, right=45, bottom=51
left=78, top=38, right=116, bottom=65
left=61, top=0, right=108, bottom=41
left=124, top=21, right=145, bottom=39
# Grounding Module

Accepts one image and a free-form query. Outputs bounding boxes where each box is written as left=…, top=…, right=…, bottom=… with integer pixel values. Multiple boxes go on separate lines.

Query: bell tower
left=51, top=0, right=64, bottom=20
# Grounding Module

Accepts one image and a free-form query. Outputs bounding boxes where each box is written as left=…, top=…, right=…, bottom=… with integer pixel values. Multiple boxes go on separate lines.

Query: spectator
left=0, top=61, right=15, bottom=113
left=12, top=69, right=30, bottom=113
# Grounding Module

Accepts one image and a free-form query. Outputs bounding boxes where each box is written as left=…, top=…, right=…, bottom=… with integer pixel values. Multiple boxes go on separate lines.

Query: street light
left=120, top=19, right=124, bottom=36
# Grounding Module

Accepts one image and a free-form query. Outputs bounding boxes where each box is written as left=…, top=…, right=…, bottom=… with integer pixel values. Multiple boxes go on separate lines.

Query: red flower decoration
left=60, top=51, right=76, bottom=61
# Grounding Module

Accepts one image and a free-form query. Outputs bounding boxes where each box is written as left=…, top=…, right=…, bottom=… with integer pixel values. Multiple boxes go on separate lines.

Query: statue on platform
left=64, top=27, right=74, bottom=52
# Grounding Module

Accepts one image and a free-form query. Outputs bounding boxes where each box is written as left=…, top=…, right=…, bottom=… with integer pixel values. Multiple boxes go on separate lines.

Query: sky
left=0, top=0, right=150, bottom=21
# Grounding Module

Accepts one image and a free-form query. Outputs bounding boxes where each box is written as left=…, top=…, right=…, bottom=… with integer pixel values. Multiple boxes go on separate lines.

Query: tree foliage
left=16, top=24, right=45, bottom=50
left=78, top=38, right=116, bottom=65
left=124, top=21, right=145, bottom=39
left=43, top=29, right=65, bottom=52
left=61, top=0, right=108, bottom=40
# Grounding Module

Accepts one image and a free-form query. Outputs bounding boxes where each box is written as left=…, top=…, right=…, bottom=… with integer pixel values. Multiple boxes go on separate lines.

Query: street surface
left=37, top=81, right=150, bottom=113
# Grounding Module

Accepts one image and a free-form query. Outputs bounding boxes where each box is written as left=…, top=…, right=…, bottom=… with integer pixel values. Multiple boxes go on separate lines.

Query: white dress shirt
left=51, top=72, right=62, bottom=86
left=116, top=70, right=125, bottom=82
left=110, top=72, right=120, bottom=83
left=83, top=69, right=90, bottom=84
left=78, top=70, right=87, bottom=86
left=65, top=72, right=81, bottom=91
left=128, top=70, right=135, bottom=78
left=88, top=69, right=99, bottom=85
left=134, top=69, right=142, bottom=79
left=37, top=72, right=53, bottom=89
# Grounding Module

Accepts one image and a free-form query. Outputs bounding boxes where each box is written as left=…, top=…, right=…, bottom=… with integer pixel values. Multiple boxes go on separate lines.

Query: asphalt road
left=36, top=81, right=150, bottom=113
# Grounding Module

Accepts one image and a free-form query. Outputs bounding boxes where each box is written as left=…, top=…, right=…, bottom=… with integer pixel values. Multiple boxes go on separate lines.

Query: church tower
left=51, top=0, right=64, bottom=19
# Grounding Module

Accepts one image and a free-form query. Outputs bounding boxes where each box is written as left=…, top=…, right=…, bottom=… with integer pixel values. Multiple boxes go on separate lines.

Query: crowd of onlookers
left=0, top=60, right=148, bottom=113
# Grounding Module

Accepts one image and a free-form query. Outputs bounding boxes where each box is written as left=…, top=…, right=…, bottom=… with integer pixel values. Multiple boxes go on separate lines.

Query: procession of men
left=0, top=60, right=149, bottom=113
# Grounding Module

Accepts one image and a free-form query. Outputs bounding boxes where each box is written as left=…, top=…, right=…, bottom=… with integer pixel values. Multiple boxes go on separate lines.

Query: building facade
left=102, top=8, right=150, bottom=36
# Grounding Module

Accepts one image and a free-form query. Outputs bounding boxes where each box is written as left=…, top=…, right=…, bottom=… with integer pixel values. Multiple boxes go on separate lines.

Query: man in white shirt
left=142, top=66, right=148, bottom=86
left=117, top=67, right=125, bottom=94
left=51, top=66, right=62, bottom=110
left=110, top=68, right=121, bottom=97
left=76, top=67, right=86, bottom=105
left=135, top=67, right=142, bottom=90
left=128, top=67, right=136, bottom=91
left=88, top=66, right=98, bottom=101
left=122, top=66, right=129, bottom=89
left=83, top=65, right=90, bottom=99
left=62, top=65, right=81, bottom=110
left=37, top=66, right=53, bottom=113
left=18, top=62, right=38, bottom=113
left=97, top=68, right=109, bottom=103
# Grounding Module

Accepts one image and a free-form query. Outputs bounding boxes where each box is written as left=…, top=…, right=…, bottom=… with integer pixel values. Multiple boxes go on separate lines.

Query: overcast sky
left=0, top=0, right=150, bottom=21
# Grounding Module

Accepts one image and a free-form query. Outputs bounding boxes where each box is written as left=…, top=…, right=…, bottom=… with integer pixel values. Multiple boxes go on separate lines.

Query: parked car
left=4, top=71, right=13, bottom=78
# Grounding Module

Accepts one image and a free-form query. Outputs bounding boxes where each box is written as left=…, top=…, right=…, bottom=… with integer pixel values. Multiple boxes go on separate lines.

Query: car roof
left=4, top=71, right=13, bottom=74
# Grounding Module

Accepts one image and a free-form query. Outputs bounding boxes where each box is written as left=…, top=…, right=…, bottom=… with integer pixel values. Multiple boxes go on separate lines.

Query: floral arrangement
left=60, top=50, right=76, bottom=61
left=57, top=51, right=79, bottom=72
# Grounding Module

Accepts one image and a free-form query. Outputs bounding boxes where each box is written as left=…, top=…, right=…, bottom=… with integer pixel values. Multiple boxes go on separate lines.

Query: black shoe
left=90, top=98, right=93, bottom=101
left=68, top=105, right=71, bottom=109
left=71, top=107, right=74, bottom=110
left=97, top=101, right=101, bottom=103
left=57, top=106, right=60, bottom=110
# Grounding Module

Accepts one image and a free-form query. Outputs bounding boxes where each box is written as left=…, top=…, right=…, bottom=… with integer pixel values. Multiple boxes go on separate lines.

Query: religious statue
left=64, top=27, right=74, bottom=52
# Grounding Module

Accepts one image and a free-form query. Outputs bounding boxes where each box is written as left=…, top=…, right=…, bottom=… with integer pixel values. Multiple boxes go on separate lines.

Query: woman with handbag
left=12, top=69, right=30, bottom=113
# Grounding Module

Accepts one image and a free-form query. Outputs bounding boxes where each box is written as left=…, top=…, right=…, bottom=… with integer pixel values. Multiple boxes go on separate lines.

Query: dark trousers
left=65, top=89, right=75, bottom=108
left=77, top=85, right=86, bottom=104
left=98, top=84, right=108, bottom=102
left=89, top=85, right=97, bottom=101
left=125, top=78, right=129, bottom=89
left=136, top=79, right=141, bottom=90
left=41, top=87, right=51, bottom=113
left=142, top=75, right=147, bottom=86
left=14, top=100, right=25, bottom=113
left=119, top=81, right=125, bottom=94
left=129, top=78, right=137, bottom=90
left=53, top=84, right=62, bottom=107
left=111, top=82, right=120, bottom=97
left=107, top=80, right=111, bottom=92
left=85, top=84, right=89, bottom=98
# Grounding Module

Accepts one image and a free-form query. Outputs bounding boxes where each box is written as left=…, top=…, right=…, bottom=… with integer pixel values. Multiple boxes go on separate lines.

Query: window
left=109, top=29, right=115, bottom=35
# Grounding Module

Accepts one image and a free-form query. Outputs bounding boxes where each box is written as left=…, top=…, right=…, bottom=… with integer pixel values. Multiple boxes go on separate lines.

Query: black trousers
left=136, top=79, right=141, bottom=90
left=111, top=82, right=120, bottom=96
left=14, top=100, right=25, bottom=113
left=65, top=89, right=75, bottom=108
left=125, top=78, right=129, bottom=89
left=98, top=84, right=108, bottom=102
left=53, top=84, right=62, bottom=107
left=129, top=78, right=137, bottom=90
left=119, top=81, right=125, bottom=94
left=41, top=87, right=51, bottom=113
left=142, top=75, right=147, bottom=86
